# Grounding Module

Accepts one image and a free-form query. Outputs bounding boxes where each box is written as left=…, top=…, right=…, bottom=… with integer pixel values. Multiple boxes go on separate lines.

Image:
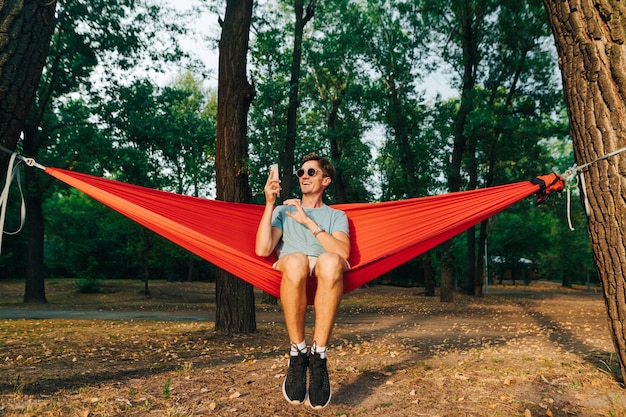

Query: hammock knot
left=531, top=173, right=564, bottom=204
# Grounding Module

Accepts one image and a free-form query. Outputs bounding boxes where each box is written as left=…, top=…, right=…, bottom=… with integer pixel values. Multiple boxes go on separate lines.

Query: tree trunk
left=0, top=1, right=56, bottom=172
left=464, top=135, right=478, bottom=294
left=440, top=0, right=480, bottom=303
left=543, top=0, right=626, bottom=382
left=215, top=0, right=256, bottom=334
left=281, top=0, right=315, bottom=200
left=475, top=219, right=488, bottom=297
left=21, top=122, right=46, bottom=303
left=422, top=252, right=436, bottom=297
left=385, top=75, right=419, bottom=195
left=23, top=172, right=46, bottom=303
left=187, top=257, right=195, bottom=282
left=328, top=93, right=349, bottom=203
left=440, top=248, right=455, bottom=303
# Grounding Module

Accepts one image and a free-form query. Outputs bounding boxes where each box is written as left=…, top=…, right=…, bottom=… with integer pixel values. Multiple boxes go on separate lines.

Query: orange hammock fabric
left=45, top=167, right=563, bottom=299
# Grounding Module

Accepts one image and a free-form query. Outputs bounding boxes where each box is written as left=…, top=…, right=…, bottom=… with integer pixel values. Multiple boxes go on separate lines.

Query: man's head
left=297, top=153, right=334, bottom=193
left=300, top=153, right=335, bottom=179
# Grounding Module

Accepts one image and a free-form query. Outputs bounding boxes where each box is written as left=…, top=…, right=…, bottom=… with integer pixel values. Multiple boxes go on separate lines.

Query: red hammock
left=45, top=167, right=563, bottom=299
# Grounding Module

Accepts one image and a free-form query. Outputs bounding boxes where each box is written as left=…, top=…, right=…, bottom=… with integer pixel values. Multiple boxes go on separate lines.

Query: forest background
left=0, top=0, right=594, bottom=301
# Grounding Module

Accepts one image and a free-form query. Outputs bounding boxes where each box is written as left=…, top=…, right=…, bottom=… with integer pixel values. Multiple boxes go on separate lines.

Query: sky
left=159, top=0, right=220, bottom=87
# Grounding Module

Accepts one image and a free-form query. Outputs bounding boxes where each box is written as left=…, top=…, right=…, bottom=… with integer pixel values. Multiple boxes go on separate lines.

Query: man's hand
left=264, top=170, right=282, bottom=205
left=256, top=169, right=283, bottom=257
left=283, top=199, right=311, bottom=226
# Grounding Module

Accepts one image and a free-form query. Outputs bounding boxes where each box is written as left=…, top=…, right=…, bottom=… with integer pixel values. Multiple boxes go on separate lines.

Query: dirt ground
left=0, top=279, right=624, bottom=417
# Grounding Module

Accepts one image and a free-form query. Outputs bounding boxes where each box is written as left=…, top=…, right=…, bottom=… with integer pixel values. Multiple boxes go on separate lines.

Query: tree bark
left=385, top=74, right=419, bottom=196
left=543, top=0, right=626, bottom=382
left=440, top=0, right=481, bottom=303
left=0, top=1, right=56, bottom=172
left=22, top=114, right=46, bottom=303
left=281, top=0, right=315, bottom=200
left=23, top=169, right=46, bottom=303
left=215, top=0, right=256, bottom=334
left=328, top=91, right=349, bottom=203
left=0, top=1, right=57, bottom=304
left=422, top=253, right=436, bottom=297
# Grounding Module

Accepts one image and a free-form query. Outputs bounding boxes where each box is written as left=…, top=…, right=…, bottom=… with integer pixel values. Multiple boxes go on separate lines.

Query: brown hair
left=302, top=153, right=335, bottom=180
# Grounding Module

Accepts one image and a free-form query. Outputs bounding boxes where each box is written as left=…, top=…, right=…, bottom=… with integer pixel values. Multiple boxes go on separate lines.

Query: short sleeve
left=271, top=206, right=284, bottom=230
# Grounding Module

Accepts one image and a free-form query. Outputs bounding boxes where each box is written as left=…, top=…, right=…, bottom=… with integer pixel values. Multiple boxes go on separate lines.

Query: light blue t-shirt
left=271, top=204, right=349, bottom=259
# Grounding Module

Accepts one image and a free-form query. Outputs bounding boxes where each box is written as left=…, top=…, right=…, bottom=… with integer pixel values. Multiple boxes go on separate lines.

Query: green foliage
left=249, top=0, right=376, bottom=203
left=75, top=277, right=102, bottom=294
left=1, top=0, right=216, bottom=285
left=163, top=377, right=171, bottom=400
left=1, top=0, right=593, bottom=297
left=100, top=74, right=217, bottom=196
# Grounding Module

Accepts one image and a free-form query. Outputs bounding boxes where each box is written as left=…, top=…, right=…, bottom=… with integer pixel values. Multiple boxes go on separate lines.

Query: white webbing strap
left=564, top=168, right=589, bottom=231
left=0, top=152, right=27, bottom=254
left=564, top=145, right=626, bottom=231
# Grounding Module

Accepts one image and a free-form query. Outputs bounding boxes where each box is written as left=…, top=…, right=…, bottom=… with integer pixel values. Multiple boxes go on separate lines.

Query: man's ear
left=322, top=177, right=332, bottom=188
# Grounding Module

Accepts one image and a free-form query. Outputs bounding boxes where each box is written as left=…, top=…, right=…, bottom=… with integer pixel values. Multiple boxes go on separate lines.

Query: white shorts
left=273, top=255, right=349, bottom=276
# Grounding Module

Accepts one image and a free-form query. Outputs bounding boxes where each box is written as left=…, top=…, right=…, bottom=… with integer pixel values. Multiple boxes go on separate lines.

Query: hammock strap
left=0, top=145, right=47, bottom=254
left=0, top=153, right=26, bottom=254
left=531, top=174, right=562, bottom=204
left=563, top=145, right=626, bottom=230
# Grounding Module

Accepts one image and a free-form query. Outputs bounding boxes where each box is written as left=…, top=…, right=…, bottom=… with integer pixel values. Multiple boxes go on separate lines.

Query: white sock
left=312, top=342, right=327, bottom=359
left=290, top=340, right=307, bottom=356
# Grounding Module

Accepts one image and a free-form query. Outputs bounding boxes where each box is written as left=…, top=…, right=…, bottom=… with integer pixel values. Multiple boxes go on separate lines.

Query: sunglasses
left=296, top=168, right=322, bottom=178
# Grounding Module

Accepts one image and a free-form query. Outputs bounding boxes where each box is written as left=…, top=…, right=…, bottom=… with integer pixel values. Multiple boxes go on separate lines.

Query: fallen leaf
left=74, top=408, right=90, bottom=417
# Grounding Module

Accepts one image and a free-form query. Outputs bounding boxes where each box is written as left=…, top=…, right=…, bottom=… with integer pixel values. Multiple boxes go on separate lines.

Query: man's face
left=298, top=160, right=326, bottom=194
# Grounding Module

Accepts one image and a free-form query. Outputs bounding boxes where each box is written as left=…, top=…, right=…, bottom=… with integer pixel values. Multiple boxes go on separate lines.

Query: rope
left=0, top=145, right=46, bottom=254
left=0, top=144, right=46, bottom=170
left=563, top=145, right=626, bottom=231
left=0, top=153, right=26, bottom=253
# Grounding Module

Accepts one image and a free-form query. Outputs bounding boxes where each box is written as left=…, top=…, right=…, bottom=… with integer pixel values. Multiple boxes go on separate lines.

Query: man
left=255, top=153, right=350, bottom=409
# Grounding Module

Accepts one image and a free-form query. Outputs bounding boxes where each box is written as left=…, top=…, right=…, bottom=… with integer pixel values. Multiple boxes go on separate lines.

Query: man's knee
left=278, top=253, right=309, bottom=283
left=315, top=253, right=346, bottom=283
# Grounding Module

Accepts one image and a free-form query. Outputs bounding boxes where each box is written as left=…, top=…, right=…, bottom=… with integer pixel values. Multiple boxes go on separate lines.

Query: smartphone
left=270, top=164, right=279, bottom=179
left=270, top=164, right=280, bottom=197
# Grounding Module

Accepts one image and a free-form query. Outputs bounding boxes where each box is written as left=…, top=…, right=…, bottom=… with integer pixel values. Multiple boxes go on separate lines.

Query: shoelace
left=309, top=356, right=329, bottom=388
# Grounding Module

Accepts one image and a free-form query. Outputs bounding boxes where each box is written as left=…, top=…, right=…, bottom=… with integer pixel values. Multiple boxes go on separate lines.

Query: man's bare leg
left=277, top=253, right=309, bottom=346
left=308, top=252, right=345, bottom=409
left=277, top=252, right=311, bottom=405
left=311, top=252, right=345, bottom=347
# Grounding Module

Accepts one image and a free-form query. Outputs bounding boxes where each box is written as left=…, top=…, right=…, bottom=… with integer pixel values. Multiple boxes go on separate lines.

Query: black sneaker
left=282, top=349, right=309, bottom=404
left=308, top=352, right=331, bottom=409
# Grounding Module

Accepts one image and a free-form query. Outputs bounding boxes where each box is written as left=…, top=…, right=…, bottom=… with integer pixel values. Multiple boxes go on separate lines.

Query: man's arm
left=255, top=204, right=282, bottom=257
left=314, top=228, right=350, bottom=261
left=255, top=171, right=282, bottom=257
